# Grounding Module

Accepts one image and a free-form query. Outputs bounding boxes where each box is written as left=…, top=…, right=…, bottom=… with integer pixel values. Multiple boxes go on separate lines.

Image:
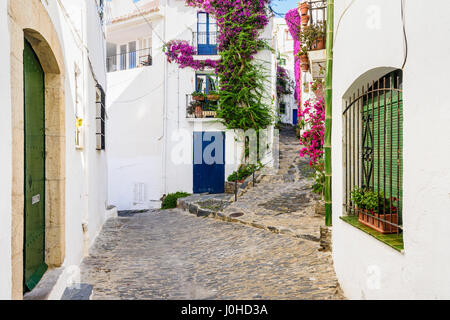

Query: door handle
left=28, top=175, right=32, bottom=188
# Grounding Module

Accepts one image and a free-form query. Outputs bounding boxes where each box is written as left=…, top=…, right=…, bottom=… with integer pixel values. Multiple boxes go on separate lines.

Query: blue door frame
left=197, top=12, right=217, bottom=55
left=193, top=132, right=225, bottom=194
left=293, top=109, right=298, bottom=125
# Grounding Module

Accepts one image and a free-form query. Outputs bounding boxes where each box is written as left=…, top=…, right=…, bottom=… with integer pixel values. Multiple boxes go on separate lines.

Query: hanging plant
left=285, top=8, right=302, bottom=105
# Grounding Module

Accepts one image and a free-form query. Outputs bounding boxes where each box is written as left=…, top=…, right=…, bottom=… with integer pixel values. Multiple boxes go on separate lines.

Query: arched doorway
left=9, top=0, right=66, bottom=299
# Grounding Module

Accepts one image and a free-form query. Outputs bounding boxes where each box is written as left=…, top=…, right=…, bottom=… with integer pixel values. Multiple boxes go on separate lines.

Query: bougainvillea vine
left=164, top=40, right=218, bottom=70
left=285, top=8, right=302, bottom=106
left=166, top=0, right=274, bottom=131
left=299, top=97, right=325, bottom=166
left=276, top=65, right=293, bottom=97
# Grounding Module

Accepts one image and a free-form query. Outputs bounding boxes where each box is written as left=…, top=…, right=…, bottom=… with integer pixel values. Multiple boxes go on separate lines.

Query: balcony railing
left=192, top=32, right=218, bottom=55
left=308, top=0, right=327, bottom=32
left=106, top=47, right=152, bottom=72
left=186, top=93, right=219, bottom=119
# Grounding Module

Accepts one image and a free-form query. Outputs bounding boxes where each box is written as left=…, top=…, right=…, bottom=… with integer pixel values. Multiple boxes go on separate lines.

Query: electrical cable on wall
left=401, top=0, right=408, bottom=70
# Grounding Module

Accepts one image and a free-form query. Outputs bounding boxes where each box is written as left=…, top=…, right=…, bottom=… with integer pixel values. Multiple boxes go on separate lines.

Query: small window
left=279, top=102, right=286, bottom=114
left=96, top=84, right=106, bottom=150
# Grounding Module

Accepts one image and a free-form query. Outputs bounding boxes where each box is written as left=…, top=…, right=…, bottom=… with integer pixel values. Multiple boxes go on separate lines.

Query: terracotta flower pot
left=300, top=3, right=310, bottom=16
left=193, top=95, right=205, bottom=102
left=207, top=94, right=219, bottom=101
left=312, top=37, right=326, bottom=50
left=195, top=105, right=203, bottom=118
left=299, top=54, right=309, bottom=64
left=301, top=15, right=310, bottom=27
left=358, top=208, right=399, bottom=234
left=300, top=62, right=310, bottom=72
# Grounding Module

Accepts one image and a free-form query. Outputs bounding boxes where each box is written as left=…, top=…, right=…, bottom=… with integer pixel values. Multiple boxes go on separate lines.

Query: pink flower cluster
left=285, top=9, right=302, bottom=107
left=164, top=40, right=218, bottom=70
left=299, top=98, right=325, bottom=166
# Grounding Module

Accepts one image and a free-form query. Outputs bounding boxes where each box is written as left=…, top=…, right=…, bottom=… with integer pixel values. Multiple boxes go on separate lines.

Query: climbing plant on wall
left=164, top=0, right=274, bottom=131
left=285, top=8, right=302, bottom=106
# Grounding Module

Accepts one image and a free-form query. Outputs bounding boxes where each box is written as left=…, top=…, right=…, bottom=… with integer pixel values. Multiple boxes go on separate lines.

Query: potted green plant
left=192, top=91, right=205, bottom=102
left=206, top=90, right=219, bottom=101
left=351, top=188, right=399, bottom=234
left=301, top=23, right=326, bottom=51
left=298, top=46, right=310, bottom=72
left=311, top=78, right=324, bottom=96
left=187, top=101, right=199, bottom=118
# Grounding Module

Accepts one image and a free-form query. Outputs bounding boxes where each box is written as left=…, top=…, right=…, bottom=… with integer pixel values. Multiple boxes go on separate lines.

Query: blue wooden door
left=193, top=132, right=225, bottom=194
left=293, top=109, right=298, bottom=125
left=197, top=12, right=217, bottom=55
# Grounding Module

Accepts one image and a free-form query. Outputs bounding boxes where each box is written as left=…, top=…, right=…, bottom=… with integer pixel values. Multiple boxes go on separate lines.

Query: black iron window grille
left=343, top=70, right=403, bottom=234
left=96, top=84, right=106, bottom=150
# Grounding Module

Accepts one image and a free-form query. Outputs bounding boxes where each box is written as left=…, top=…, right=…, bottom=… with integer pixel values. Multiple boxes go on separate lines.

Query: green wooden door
left=23, top=39, right=47, bottom=292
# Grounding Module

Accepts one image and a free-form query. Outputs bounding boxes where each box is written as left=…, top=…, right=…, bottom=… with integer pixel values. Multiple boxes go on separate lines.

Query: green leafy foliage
left=161, top=192, right=191, bottom=209
left=227, top=164, right=261, bottom=182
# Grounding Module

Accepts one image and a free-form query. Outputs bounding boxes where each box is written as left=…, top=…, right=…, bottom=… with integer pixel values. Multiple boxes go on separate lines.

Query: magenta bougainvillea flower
left=164, top=40, right=218, bottom=70
left=285, top=8, right=302, bottom=107
left=299, top=97, right=325, bottom=166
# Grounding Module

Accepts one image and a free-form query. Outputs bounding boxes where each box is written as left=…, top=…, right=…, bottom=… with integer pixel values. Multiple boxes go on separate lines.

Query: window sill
left=340, top=216, right=404, bottom=253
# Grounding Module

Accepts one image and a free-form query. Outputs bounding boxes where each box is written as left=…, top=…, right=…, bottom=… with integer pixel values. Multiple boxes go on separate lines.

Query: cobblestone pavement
left=181, top=125, right=326, bottom=241
left=219, top=126, right=325, bottom=240
left=80, top=209, right=342, bottom=300
left=78, top=125, right=344, bottom=300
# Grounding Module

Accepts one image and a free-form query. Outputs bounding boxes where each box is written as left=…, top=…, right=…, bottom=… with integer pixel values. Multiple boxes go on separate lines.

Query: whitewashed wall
left=332, top=0, right=450, bottom=299
left=273, top=18, right=297, bottom=125
left=0, top=0, right=12, bottom=300
left=107, top=0, right=276, bottom=210
left=0, top=0, right=108, bottom=298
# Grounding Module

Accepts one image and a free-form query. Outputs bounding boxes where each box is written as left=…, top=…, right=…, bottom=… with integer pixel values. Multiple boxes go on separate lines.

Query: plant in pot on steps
left=351, top=188, right=399, bottom=234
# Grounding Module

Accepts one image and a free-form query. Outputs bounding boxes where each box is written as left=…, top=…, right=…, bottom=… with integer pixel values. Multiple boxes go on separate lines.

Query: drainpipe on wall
left=324, top=0, right=334, bottom=226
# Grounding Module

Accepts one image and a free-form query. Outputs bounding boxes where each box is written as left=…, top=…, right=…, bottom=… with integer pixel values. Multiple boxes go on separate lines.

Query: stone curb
left=177, top=197, right=321, bottom=243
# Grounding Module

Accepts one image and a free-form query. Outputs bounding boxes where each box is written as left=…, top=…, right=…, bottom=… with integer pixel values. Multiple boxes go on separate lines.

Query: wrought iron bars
left=342, top=70, right=403, bottom=234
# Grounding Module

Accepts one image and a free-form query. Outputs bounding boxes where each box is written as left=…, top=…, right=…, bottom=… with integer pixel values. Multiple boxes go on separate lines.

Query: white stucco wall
left=107, top=0, right=276, bottom=210
left=0, top=0, right=12, bottom=300
left=273, top=18, right=297, bottom=125
left=42, top=0, right=109, bottom=270
left=0, top=0, right=108, bottom=298
left=332, top=0, right=450, bottom=299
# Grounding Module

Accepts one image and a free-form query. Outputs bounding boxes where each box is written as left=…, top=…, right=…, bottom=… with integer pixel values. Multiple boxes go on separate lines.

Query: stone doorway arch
left=8, top=0, right=66, bottom=299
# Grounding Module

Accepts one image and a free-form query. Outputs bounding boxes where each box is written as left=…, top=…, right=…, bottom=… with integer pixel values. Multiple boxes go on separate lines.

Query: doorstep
left=23, top=267, right=65, bottom=300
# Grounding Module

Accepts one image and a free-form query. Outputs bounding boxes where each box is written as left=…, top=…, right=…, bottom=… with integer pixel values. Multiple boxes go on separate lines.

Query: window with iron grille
left=96, top=84, right=106, bottom=150
left=343, top=70, right=403, bottom=235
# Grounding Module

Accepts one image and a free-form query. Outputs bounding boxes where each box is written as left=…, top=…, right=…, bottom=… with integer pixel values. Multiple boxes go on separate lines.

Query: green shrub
left=161, top=192, right=190, bottom=209
left=227, top=164, right=260, bottom=182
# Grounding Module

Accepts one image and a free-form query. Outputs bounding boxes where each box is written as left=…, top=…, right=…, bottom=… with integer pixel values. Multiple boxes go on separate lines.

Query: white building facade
left=0, top=0, right=110, bottom=299
left=106, top=0, right=277, bottom=211
left=273, top=18, right=297, bottom=125
left=331, top=0, right=450, bottom=299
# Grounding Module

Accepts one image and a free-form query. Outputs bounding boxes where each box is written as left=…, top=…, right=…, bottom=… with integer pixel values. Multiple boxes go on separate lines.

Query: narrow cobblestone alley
left=77, top=126, right=344, bottom=300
